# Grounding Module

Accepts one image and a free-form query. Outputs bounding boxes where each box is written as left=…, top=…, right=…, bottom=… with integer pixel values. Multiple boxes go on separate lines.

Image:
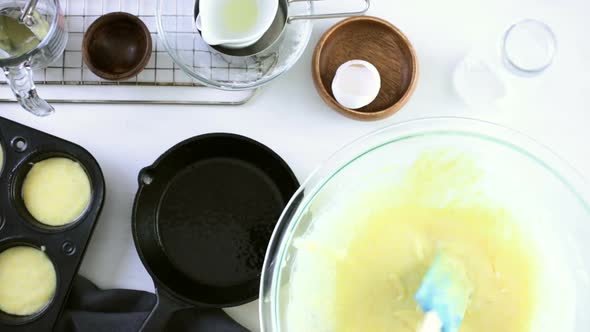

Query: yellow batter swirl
left=330, top=151, right=538, bottom=332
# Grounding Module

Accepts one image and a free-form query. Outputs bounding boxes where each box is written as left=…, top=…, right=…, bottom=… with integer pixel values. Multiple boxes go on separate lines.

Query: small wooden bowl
left=82, top=12, right=152, bottom=81
left=312, top=17, right=418, bottom=121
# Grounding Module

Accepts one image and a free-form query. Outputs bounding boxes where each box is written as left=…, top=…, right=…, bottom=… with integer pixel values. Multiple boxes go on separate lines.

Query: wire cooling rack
left=0, top=0, right=257, bottom=106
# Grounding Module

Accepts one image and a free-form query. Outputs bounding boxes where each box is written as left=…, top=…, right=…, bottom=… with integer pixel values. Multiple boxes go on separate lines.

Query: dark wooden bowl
left=312, top=16, right=418, bottom=121
left=82, top=12, right=152, bottom=81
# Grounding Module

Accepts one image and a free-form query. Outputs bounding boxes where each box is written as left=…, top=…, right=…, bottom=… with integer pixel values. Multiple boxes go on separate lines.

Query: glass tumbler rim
left=501, top=18, right=557, bottom=76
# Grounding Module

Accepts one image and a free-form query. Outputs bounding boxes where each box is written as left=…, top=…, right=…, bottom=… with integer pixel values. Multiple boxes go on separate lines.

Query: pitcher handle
left=287, top=0, right=370, bottom=22
left=4, top=62, right=54, bottom=116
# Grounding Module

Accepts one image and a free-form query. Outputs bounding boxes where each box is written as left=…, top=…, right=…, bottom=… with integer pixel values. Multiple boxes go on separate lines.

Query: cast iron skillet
left=133, top=133, right=299, bottom=331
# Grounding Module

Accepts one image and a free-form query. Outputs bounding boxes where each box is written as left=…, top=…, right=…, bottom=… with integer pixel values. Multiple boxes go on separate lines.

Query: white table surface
left=1, top=0, right=589, bottom=330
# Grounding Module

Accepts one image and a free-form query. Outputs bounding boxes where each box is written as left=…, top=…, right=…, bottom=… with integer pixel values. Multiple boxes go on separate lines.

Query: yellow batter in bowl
left=0, top=246, right=57, bottom=316
left=22, top=157, right=91, bottom=226
left=292, top=151, right=540, bottom=332
left=262, top=119, right=586, bottom=332
left=333, top=202, right=537, bottom=332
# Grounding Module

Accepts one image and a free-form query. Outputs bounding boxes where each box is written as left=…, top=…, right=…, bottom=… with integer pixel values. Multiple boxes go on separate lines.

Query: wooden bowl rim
left=312, top=16, right=419, bottom=121
left=82, top=12, right=153, bottom=81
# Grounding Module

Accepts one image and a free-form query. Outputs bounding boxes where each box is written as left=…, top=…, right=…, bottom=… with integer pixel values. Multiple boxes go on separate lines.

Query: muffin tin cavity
left=0, top=245, right=57, bottom=318
left=0, top=117, right=105, bottom=331
left=16, top=155, right=93, bottom=228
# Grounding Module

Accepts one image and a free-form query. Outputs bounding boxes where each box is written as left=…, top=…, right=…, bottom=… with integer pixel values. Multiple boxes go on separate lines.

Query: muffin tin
left=0, top=116, right=105, bottom=331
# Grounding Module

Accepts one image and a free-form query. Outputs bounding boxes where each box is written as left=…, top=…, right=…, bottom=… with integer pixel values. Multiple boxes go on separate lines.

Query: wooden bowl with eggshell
left=312, top=16, right=418, bottom=121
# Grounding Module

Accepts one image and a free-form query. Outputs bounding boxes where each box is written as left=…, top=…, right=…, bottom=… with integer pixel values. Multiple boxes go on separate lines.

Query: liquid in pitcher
left=0, top=8, right=48, bottom=59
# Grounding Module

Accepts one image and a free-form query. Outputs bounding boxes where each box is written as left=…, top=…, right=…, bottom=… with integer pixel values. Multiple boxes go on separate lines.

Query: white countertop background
left=1, top=0, right=589, bottom=330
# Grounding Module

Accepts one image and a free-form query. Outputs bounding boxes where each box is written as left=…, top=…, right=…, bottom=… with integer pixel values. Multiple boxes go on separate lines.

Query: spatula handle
left=418, top=311, right=443, bottom=332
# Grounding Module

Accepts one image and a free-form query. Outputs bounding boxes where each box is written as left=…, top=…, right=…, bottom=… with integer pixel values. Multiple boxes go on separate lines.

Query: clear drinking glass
left=453, top=19, right=557, bottom=107
left=0, top=0, right=67, bottom=116
left=502, top=19, right=557, bottom=76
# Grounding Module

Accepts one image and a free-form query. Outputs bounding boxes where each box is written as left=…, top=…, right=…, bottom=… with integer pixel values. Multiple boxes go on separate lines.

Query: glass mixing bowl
left=156, top=0, right=312, bottom=90
left=260, top=117, right=590, bottom=332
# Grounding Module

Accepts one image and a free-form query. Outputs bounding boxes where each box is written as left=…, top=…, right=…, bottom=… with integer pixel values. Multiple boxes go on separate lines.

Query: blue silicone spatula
left=415, top=252, right=473, bottom=332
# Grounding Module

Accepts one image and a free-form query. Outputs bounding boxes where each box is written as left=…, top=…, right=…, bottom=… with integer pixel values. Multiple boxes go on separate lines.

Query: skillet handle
left=140, top=288, right=250, bottom=331
left=140, top=288, right=186, bottom=332
left=186, top=308, right=250, bottom=331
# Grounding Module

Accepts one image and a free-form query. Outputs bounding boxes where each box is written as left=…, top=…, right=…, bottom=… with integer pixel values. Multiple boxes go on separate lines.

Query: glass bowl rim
left=259, top=116, right=590, bottom=331
left=155, top=0, right=314, bottom=90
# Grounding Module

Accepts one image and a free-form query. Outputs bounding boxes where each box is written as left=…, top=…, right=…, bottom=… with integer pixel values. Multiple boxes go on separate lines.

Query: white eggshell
left=331, top=60, right=381, bottom=109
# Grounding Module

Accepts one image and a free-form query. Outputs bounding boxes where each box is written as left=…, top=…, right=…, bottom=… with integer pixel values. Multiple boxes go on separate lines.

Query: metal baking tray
left=0, top=116, right=105, bottom=331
